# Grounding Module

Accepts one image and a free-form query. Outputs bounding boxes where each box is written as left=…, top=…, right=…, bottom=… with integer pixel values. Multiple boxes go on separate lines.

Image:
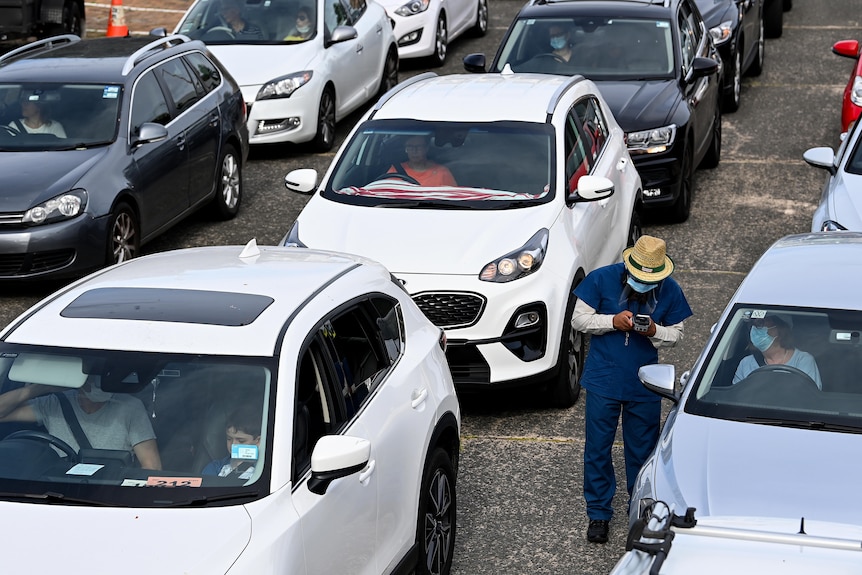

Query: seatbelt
left=12, top=119, right=26, bottom=134
left=56, top=393, right=92, bottom=450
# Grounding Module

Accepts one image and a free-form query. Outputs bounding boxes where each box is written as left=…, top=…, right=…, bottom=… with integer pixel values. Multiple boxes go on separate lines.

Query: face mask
left=550, top=35, right=567, bottom=50
left=83, top=381, right=113, bottom=403
left=296, top=23, right=310, bottom=33
left=627, top=276, right=657, bottom=293
left=749, top=326, right=776, bottom=352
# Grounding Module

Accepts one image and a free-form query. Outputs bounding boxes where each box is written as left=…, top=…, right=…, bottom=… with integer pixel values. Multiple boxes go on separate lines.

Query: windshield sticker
left=103, top=86, right=120, bottom=99
left=66, top=463, right=104, bottom=476
left=121, top=479, right=149, bottom=487
left=750, top=309, right=768, bottom=319
left=146, top=477, right=203, bottom=487
left=656, top=21, right=669, bottom=28
left=232, top=444, right=259, bottom=460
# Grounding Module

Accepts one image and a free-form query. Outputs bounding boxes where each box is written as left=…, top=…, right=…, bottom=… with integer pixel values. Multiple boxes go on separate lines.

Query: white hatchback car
left=283, top=71, right=643, bottom=407
left=174, top=0, right=399, bottom=151
left=378, top=0, right=487, bottom=65
left=804, top=116, right=862, bottom=231
left=0, top=241, right=460, bottom=575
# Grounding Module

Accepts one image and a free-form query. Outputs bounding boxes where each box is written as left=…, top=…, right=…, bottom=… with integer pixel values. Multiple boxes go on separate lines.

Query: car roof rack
left=370, top=72, right=438, bottom=117
left=0, top=34, right=81, bottom=66
left=122, top=34, right=192, bottom=76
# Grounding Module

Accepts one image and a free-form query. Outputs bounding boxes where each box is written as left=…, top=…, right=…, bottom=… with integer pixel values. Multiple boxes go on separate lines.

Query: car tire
left=469, top=0, right=488, bottom=37
left=546, top=290, right=584, bottom=408
left=377, top=48, right=399, bottom=99
left=415, top=447, right=456, bottom=575
left=106, top=202, right=140, bottom=266
left=747, top=16, right=765, bottom=77
left=311, top=87, right=335, bottom=153
left=723, top=45, right=741, bottom=113
left=430, top=14, right=448, bottom=67
left=669, top=146, right=693, bottom=223
left=627, top=209, right=643, bottom=248
left=700, top=106, right=722, bottom=169
left=211, top=143, right=242, bottom=220
left=764, top=0, right=782, bottom=39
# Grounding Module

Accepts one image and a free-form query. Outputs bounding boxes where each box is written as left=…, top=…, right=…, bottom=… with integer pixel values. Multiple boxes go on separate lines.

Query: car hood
left=666, top=413, right=862, bottom=523
left=593, top=80, right=679, bottom=133
left=207, top=43, right=320, bottom=87
left=0, top=148, right=107, bottom=211
left=827, top=170, right=862, bottom=230
left=0, top=502, right=250, bottom=571
left=295, top=197, right=560, bottom=275
left=694, top=0, right=734, bottom=28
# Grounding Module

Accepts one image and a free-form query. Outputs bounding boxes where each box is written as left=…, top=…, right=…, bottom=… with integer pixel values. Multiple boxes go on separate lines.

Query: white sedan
left=805, top=116, right=862, bottom=231
left=175, top=0, right=399, bottom=150
left=0, top=240, right=459, bottom=575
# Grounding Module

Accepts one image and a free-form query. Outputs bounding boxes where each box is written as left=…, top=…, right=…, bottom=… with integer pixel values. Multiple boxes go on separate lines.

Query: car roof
left=735, top=232, right=862, bottom=310
left=515, top=0, right=674, bottom=19
left=0, top=35, right=205, bottom=84
left=373, top=72, right=588, bottom=123
left=1, top=244, right=389, bottom=357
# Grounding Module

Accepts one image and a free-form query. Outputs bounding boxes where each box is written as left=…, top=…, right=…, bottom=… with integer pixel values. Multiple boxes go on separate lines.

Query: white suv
left=283, top=71, right=643, bottom=407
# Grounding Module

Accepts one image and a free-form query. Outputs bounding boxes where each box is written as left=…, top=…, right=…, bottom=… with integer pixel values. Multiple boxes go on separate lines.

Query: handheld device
left=633, top=314, right=651, bottom=333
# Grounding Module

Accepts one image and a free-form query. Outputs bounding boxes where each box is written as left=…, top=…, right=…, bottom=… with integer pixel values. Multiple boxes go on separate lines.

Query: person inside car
left=8, top=96, right=66, bottom=138
left=732, top=313, right=822, bottom=388
left=283, top=5, right=315, bottom=40
left=215, top=0, right=264, bottom=39
left=201, top=404, right=261, bottom=480
left=387, top=134, right=457, bottom=187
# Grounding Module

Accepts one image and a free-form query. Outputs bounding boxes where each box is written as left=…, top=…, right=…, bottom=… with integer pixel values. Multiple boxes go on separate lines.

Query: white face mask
left=82, top=378, right=113, bottom=403
left=296, top=23, right=310, bottom=33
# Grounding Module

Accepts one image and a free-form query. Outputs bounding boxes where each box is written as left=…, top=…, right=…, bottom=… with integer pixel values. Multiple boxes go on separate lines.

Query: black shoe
left=587, top=519, right=609, bottom=543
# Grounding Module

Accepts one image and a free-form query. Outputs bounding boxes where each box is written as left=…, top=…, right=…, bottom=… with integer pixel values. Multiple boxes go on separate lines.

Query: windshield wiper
left=0, top=491, right=111, bottom=506
left=742, top=416, right=862, bottom=433
left=156, top=490, right=260, bottom=507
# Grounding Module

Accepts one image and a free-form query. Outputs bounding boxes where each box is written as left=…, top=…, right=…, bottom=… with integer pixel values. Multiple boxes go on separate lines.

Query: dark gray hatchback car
left=0, top=34, right=249, bottom=281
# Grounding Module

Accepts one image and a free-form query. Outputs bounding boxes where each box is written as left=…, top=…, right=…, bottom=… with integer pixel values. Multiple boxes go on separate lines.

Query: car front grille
left=0, top=250, right=75, bottom=277
left=444, top=343, right=491, bottom=385
left=411, top=292, right=485, bottom=329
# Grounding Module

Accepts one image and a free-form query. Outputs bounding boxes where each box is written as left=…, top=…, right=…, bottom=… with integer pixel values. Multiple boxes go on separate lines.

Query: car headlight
left=395, top=0, right=430, bottom=17
left=820, top=220, right=848, bottom=231
left=479, top=229, right=548, bottom=283
left=257, top=71, right=313, bottom=100
left=708, top=21, right=733, bottom=46
left=850, top=76, right=862, bottom=107
left=22, top=191, right=87, bottom=225
left=625, top=124, right=677, bottom=155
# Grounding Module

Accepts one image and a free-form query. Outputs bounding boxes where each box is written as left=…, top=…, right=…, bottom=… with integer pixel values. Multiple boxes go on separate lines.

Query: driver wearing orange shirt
left=388, top=134, right=457, bottom=186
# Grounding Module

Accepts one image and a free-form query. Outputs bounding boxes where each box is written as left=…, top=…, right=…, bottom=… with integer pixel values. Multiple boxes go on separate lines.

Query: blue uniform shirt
left=574, top=262, right=693, bottom=402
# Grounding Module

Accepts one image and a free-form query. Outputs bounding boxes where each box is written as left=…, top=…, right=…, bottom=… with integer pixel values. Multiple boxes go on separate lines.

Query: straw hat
left=622, top=235, right=674, bottom=283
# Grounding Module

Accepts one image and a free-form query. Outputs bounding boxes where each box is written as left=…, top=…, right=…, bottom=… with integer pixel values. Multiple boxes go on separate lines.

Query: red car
left=833, top=39, right=862, bottom=133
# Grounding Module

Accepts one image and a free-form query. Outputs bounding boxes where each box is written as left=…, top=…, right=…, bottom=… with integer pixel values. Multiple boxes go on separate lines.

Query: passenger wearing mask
left=732, top=312, right=822, bottom=388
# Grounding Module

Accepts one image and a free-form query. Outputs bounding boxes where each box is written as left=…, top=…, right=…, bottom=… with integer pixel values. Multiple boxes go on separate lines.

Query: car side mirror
left=284, top=168, right=318, bottom=194
left=803, top=147, right=836, bottom=176
left=638, top=363, right=679, bottom=404
left=832, top=39, right=860, bottom=59
left=463, top=53, right=486, bottom=73
left=149, top=27, right=168, bottom=37
left=133, top=122, right=168, bottom=148
left=307, top=435, right=370, bottom=495
left=689, top=57, right=719, bottom=80
left=328, top=25, right=358, bottom=46
left=567, top=175, right=614, bottom=204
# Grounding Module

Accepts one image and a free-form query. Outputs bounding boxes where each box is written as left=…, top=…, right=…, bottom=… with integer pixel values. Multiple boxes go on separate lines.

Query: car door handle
left=359, top=460, right=376, bottom=484
left=411, top=387, right=428, bottom=409
left=616, top=158, right=628, bottom=172
left=208, top=114, right=219, bottom=128
left=376, top=25, right=382, bottom=34
left=175, top=135, right=185, bottom=150
left=356, top=44, right=364, bottom=54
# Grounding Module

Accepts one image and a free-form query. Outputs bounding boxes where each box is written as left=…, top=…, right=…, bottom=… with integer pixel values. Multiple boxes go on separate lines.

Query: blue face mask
left=550, top=35, right=567, bottom=50
left=749, top=326, right=776, bottom=352
left=627, top=276, right=657, bottom=293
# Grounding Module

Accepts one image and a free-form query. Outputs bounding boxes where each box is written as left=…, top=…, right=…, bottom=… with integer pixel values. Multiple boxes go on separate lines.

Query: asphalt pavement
left=2, top=0, right=862, bottom=573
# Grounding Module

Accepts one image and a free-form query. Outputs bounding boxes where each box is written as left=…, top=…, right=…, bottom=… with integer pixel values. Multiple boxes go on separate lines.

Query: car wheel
left=747, top=15, right=765, bottom=77
left=764, top=0, right=782, bottom=38
left=430, top=15, right=448, bottom=67
left=669, top=146, right=693, bottom=223
left=700, top=106, right=722, bottom=169
left=546, top=291, right=584, bottom=408
left=470, top=0, right=488, bottom=37
left=211, top=143, right=242, bottom=220
left=627, top=209, right=643, bottom=248
left=377, top=48, right=399, bottom=99
left=415, top=448, right=456, bottom=575
left=311, top=87, right=335, bottom=153
left=723, top=45, right=741, bottom=113
left=106, top=202, right=140, bottom=266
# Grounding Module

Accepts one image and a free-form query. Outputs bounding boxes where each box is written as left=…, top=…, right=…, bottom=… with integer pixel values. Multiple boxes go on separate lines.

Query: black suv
left=0, top=34, right=248, bottom=281
left=464, top=0, right=722, bottom=222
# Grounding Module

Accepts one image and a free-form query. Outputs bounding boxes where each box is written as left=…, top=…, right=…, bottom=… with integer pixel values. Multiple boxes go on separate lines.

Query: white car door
left=324, top=0, right=380, bottom=114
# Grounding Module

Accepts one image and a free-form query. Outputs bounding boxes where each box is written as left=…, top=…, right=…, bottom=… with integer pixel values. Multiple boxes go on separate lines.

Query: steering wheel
left=747, top=364, right=819, bottom=389
left=5, top=430, right=78, bottom=460
left=0, top=125, right=19, bottom=136
left=205, top=25, right=236, bottom=39
left=532, top=53, right=567, bottom=64
left=372, top=172, right=421, bottom=185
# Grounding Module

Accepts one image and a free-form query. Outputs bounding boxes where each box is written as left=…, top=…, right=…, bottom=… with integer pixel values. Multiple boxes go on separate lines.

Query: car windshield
left=177, top=0, right=319, bottom=44
left=323, top=119, right=556, bottom=209
left=685, top=305, right=862, bottom=433
left=0, top=83, right=121, bottom=150
left=0, top=344, right=273, bottom=507
left=493, top=17, right=675, bottom=81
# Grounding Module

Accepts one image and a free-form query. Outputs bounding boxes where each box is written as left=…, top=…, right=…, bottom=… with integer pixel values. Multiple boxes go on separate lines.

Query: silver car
left=629, top=232, right=862, bottom=528
left=804, top=118, right=862, bottom=231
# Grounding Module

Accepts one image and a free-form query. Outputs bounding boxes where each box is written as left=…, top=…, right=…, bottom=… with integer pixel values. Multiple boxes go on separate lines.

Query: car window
left=324, top=0, right=351, bottom=32
left=564, top=106, right=591, bottom=193
left=346, top=0, right=365, bottom=22
left=155, top=57, right=201, bottom=114
left=184, top=52, right=222, bottom=94
left=324, top=119, right=556, bottom=207
left=131, top=72, right=171, bottom=134
left=678, top=3, right=698, bottom=73
left=685, top=305, right=862, bottom=433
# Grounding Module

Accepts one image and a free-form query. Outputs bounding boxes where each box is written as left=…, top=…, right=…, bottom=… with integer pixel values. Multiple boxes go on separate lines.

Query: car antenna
left=798, top=517, right=806, bottom=535
left=240, top=238, right=261, bottom=259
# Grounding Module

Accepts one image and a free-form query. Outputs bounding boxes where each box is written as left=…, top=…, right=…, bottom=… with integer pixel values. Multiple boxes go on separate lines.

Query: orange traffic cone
left=106, top=0, right=129, bottom=37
